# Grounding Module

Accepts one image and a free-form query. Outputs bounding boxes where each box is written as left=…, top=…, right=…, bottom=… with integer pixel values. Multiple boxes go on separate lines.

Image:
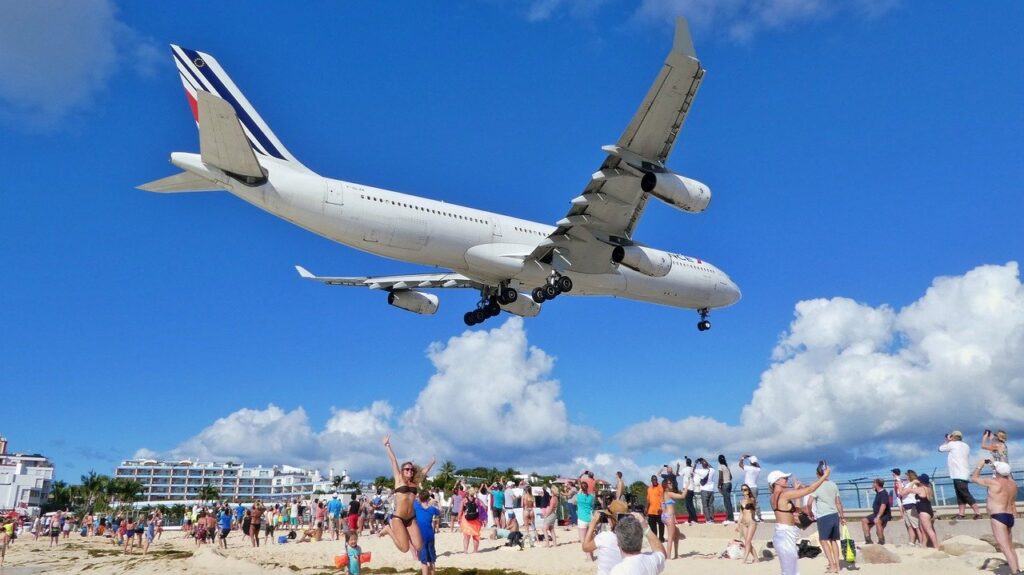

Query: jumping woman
left=380, top=435, right=435, bottom=553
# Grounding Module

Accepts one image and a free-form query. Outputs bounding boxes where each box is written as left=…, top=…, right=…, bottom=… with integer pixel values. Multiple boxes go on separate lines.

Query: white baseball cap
left=748, top=456, right=759, bottom=464
left=766, top=470, right=791, bottom=485
left=993, top=462, right=1012, bottom=477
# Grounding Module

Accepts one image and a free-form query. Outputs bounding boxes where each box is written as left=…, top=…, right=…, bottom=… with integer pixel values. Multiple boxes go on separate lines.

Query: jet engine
left=387, top=290, right=439, bottom=315
left=640, top=171, right=711, bottom=213
left=611, top=245, right=673, bottom=278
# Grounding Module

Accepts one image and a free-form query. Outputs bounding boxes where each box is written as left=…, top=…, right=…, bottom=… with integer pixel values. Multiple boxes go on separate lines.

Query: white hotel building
left=113, top=459, right=350, bottom=504
left=0, top=436, right=55, bottom=516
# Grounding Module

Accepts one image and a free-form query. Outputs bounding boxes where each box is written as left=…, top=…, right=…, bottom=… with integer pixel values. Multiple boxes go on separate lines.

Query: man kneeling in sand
left=971, top=459, right=1019, bottom=574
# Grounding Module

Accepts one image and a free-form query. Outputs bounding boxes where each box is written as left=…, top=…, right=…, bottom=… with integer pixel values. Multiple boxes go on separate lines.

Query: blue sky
left=1, top=1, right=1022, bottom=484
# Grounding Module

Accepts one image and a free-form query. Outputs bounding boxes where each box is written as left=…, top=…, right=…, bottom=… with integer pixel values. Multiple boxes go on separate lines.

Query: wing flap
left=294, top=266, right=482, bottom=290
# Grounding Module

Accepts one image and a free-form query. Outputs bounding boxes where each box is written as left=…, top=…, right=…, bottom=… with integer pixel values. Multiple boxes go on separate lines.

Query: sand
left=3, top=519, right=1021, bottom=575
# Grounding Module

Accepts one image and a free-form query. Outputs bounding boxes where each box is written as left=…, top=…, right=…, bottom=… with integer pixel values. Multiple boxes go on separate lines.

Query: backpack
left=464, top=499, right=479, bottom=520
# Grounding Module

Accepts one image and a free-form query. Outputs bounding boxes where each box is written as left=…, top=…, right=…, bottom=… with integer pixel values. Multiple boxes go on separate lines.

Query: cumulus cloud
left=633, top=0, right=899, bottom=42
left=137, top=318, right=599, bottom=477
left=619, top=263, right=1024, bottom=470
left=0, top=0, right=159, bottom=129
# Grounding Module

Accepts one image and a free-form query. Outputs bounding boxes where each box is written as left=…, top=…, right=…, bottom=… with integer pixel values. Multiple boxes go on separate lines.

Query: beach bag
left=464, top=500, right=479, bottom=520
left=840, top=524, right=856, bottom=563
left=797, top=539, right=822, bottom=558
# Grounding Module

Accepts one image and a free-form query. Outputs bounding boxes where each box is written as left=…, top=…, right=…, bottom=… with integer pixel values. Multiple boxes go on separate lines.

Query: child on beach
left=346, top=532, right=363, bottom=575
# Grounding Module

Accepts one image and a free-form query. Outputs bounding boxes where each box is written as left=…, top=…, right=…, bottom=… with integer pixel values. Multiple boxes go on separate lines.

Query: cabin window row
left=359, top=194, right=487, bottom=224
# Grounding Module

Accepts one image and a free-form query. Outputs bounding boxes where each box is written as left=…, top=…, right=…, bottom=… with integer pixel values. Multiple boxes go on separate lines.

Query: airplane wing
left=529, top=17, right=705, bottom=273
left=295, top=266, right=483, bottom=290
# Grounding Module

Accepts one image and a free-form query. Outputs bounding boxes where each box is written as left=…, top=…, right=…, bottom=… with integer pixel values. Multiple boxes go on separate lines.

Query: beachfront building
left=0, top=436, right=56, bottom=517
left=113, top=459, right=340, bottom=504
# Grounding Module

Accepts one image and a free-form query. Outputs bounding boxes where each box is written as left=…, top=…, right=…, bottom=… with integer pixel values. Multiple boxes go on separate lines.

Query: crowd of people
left=0, top=428, right=1018, bottom=575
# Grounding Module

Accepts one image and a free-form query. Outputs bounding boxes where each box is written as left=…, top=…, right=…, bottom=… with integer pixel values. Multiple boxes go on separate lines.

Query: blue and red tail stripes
left=170, top=45, right=309, bottom=171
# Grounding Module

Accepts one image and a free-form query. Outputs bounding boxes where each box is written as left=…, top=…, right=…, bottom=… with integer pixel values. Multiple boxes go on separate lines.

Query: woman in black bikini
left=737, top=484, right=758, bottom=563
left=907, top=474, right=939, bottom=548
left=768, top=467, right=830, bottom=575
left=381, top=435, right=435, bottom=553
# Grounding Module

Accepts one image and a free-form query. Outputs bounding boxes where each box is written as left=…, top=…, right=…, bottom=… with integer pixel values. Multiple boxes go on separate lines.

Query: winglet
left=295, top=265, right=315, bottom=279
left=673, top=17, right=696, bottom=58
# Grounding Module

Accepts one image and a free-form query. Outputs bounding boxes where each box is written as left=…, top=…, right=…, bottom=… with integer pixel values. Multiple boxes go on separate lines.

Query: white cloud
left=523, top=0, right=612, bottom=22
left=138, top=318, right=599, bottom=478
left=633, top=0, right=899, bottom=42
left=619, top=262, right=1024, bottom=470
left=0, top=0, right=158, bottom=129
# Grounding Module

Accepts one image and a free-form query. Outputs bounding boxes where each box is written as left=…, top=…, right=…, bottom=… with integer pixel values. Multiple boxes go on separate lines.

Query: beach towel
left=840, top=524, right=856, bottom=563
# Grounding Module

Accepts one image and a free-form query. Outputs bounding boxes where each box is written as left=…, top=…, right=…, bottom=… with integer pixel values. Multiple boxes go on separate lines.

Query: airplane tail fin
left=170, top=45, right=312, bottom=173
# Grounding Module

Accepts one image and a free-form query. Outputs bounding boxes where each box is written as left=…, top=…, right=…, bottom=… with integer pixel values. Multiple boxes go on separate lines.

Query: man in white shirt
left=609, top=514, right=666, bottom=575
left=696, top=459, right=718, bottom=523
left=680, top=458, right=697, bottom=524
left=740, top=455, right=762, bottom=521
left=939, top=430, right=982, bottom=519
left=582, top=500, right=626, bottom=575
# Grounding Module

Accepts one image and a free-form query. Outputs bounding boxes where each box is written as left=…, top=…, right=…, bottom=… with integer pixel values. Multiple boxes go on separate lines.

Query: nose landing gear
left=697, top=308, right=712, bottom=331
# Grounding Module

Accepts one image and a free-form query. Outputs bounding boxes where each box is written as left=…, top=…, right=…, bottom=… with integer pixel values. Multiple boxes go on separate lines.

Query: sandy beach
left=4, top=518, right=1021, bottom=575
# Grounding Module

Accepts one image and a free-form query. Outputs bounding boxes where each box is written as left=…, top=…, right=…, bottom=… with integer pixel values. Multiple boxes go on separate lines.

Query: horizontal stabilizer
left=137, top=170, right=223, bottom=193
left=198, top=91, right=264, bottom=179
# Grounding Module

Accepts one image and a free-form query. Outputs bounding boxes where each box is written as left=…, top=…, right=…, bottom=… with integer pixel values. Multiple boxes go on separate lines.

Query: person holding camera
left=807, top=463, right=844, bottom=573
left=768, top=466, right=831, bottom=575
left=981, top=430, right=1009, bottom=463
left=609, top=513, right=666, bottom=575
left=939, top=430, right=982, bottom=520
left=971, top=458, right=1018, bottom=574
left=582, top=500, right=627, bottom=575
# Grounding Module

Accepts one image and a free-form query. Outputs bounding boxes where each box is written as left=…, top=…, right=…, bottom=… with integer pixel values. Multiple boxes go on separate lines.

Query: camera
left=891, top=468, right=901, bottom=476
left=984, top=429, right=992, bottom=436
left=985, top=459, right=993, bottom=465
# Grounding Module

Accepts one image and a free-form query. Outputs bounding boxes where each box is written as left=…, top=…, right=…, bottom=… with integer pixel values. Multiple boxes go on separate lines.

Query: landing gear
left=464, top=291, right=505, bottom=326
left=531, top=273, right=572, bottom=304
left=697, top=308, right=712, bottom=332
left=496, top=286, right=518, bottom=305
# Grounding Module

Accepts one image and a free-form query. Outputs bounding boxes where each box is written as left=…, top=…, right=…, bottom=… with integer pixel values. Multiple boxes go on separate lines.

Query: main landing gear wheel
left=497, top=286, right=518, bottom=305
left=532, top=287, right=546, bottom=303
left=556, top=276, right=573, bottom=293
left=696, top=308, right=712, bottom=331
left=543, top=284, right=559, bottom=300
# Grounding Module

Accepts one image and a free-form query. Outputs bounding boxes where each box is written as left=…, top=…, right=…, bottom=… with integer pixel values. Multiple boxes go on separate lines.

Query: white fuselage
left=186, top=154, right=740, bottom=311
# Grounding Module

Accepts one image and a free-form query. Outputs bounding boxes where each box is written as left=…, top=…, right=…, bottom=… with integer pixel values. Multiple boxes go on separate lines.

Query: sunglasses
left=402, top=467, right=414, bottom=472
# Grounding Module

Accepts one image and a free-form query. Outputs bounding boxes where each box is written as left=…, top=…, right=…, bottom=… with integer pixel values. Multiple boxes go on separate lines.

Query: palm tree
left=45, top=480, right=72, bottom=512
left=332, top=475, right=344, bottom=490
left=197, top=483, right=220, bottom=506
left=435, top=461, right=456, bottom=491
left=372, top=476, right=394, bottom=490
left=80, top=471, right=110, bottom=512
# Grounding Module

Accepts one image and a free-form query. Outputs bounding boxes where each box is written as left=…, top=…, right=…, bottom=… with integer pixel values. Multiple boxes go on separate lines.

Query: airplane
left=139, top=17, right=740, bottom=330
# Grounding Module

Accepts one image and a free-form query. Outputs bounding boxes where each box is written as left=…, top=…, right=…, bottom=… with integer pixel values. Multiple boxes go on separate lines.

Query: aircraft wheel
left=697, top=320, right=711, bottom=331
left=486, top=302, right=501, bottom=317
left=464, top=312, right=477, bottom=326
left=543, top=284, right=558, bottom=299
left=556, top=276, right=573, bottom=293
left=532, top=287, right=546, bottom=303
left=502, top=287, right=518, bottom=303
left=472, top=309, right=488, bottom=324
